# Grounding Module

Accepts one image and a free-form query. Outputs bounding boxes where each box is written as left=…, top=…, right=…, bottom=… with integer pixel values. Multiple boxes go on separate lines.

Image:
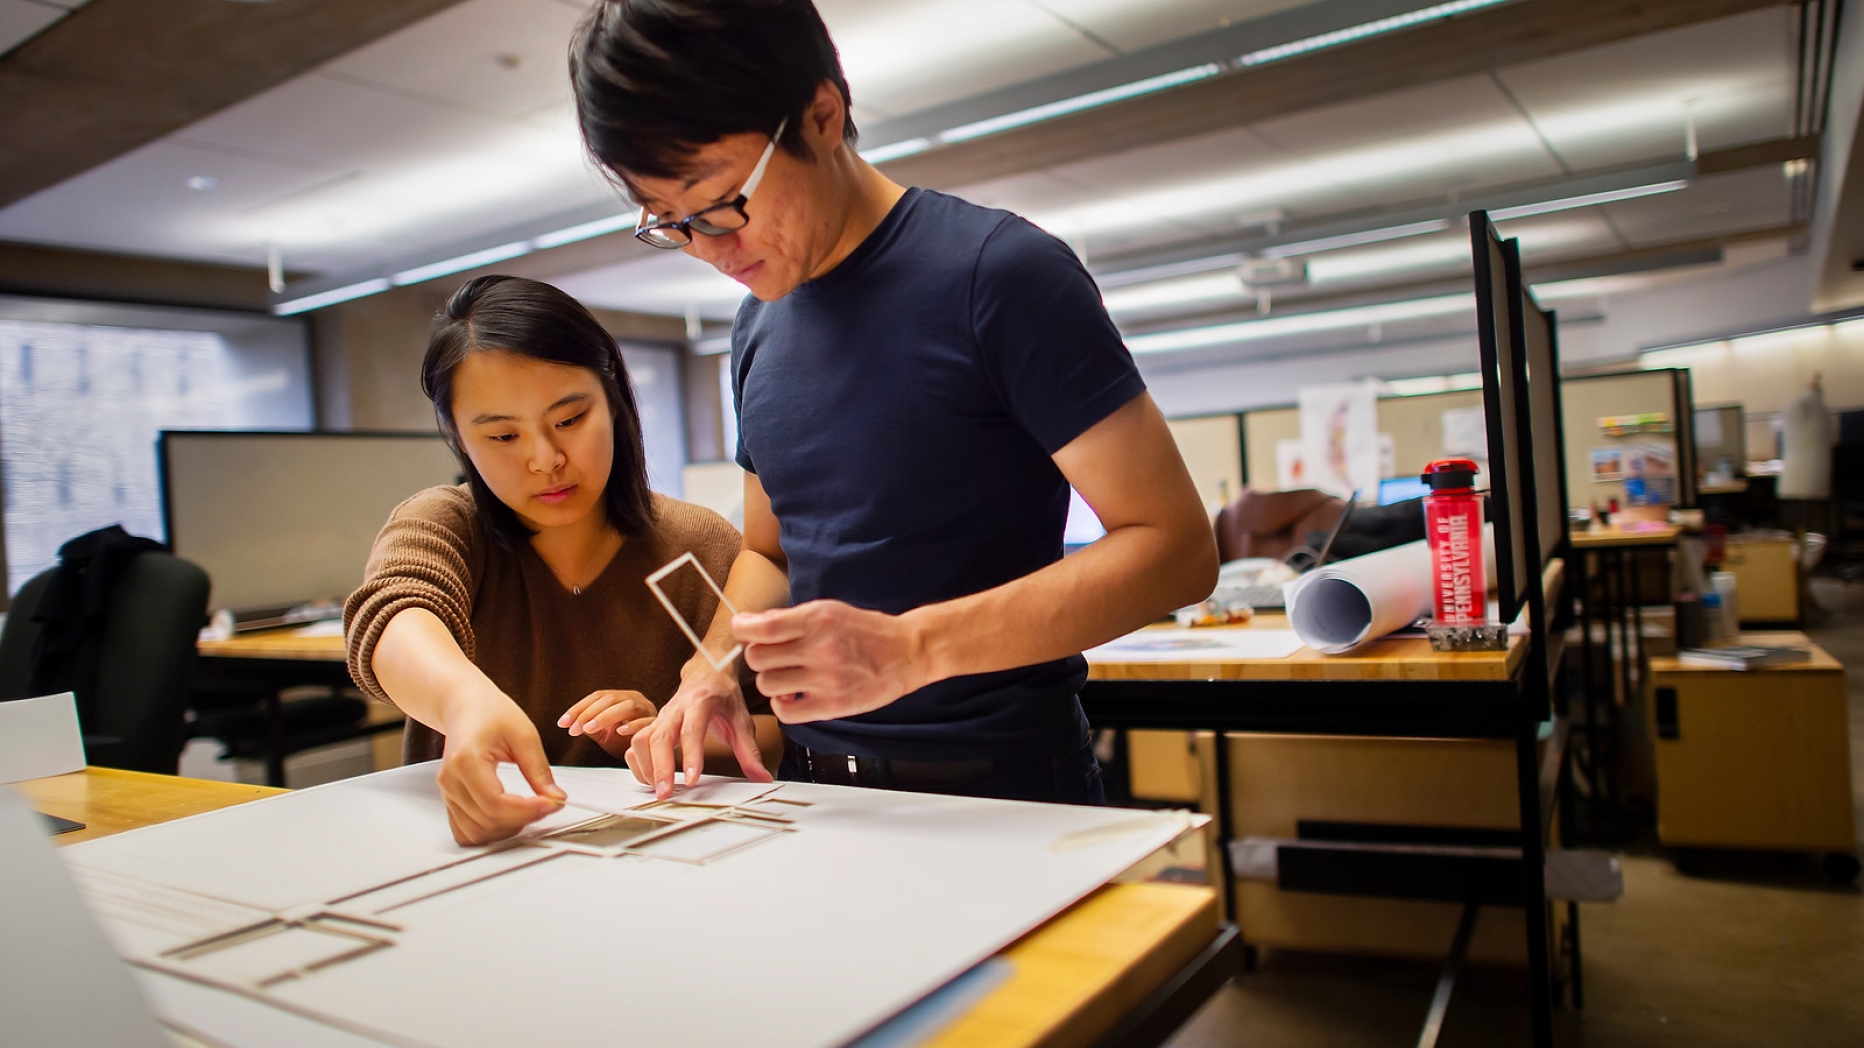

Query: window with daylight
left=0, top=296, right=312, bottom=596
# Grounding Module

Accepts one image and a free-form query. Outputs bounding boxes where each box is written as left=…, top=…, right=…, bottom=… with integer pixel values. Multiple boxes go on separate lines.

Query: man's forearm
left=906, top=514, right=1215, bottom=687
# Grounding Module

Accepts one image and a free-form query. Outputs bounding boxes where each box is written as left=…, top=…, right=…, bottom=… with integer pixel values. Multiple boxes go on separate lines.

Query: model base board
left=58, top=762, right=1198, bottom=1048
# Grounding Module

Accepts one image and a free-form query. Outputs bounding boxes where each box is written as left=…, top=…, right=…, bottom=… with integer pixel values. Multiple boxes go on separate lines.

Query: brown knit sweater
left=344, top=485, right=751, bottom=767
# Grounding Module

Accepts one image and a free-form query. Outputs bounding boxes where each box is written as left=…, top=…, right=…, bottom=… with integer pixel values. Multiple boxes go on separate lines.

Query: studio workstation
left=4, top=2, right=1864, bottom=1047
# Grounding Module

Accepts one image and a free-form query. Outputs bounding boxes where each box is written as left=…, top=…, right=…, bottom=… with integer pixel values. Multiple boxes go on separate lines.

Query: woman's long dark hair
left=423, top=275, right=654, bottom=547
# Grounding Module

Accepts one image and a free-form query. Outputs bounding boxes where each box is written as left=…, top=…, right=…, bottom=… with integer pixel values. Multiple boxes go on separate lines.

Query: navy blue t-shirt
left=732, top=187, right=1146, bottom=761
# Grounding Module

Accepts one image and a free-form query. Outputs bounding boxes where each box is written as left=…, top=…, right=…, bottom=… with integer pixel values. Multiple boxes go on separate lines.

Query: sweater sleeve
left=344, top=485, right=483, bottom=704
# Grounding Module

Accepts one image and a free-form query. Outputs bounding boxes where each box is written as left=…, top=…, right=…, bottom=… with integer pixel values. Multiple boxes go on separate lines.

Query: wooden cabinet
left=1648, top=634, right=1855, bottom=854
left=1720, top=536, right=1799, bottom=624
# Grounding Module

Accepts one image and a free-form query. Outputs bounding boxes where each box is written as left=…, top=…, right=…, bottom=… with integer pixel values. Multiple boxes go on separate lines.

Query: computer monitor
left=1377, top=477, right=1430, bottom=505
left=160, top=431, right=462, bottom=612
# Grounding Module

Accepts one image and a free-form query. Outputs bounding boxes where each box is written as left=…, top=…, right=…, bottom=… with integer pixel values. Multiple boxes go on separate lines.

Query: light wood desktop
left=1567, top=522, right=1684, bottom=549
left=21, top=767, right=1223, bottom=1048
left=1088, top=613, right=1527, bottom=682
left=198, top=629, right=347, bottom=661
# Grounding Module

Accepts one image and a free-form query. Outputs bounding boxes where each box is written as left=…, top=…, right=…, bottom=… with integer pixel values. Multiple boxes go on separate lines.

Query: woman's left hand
left=558, top=690, right=657, bottom=760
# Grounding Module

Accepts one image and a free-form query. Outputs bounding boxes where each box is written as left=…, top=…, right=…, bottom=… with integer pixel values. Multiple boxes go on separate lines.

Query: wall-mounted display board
left=1560, top=368, right=1697, bottom=513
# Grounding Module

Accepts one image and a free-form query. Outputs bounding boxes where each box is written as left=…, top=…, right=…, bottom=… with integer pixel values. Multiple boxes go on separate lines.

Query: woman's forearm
left=371, top=607, right=511, bottom=732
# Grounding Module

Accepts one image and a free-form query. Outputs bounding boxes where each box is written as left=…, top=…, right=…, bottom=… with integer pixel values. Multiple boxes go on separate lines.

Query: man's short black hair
left=571, top=0, right=857, bottom=193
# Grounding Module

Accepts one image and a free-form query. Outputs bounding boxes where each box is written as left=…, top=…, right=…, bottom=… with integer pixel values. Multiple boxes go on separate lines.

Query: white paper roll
left=1285, top=526, right=1498, bottom=654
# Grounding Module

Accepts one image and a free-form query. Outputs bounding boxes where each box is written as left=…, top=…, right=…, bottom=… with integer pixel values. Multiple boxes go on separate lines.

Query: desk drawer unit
left=1648, top=643, right=1855, bottom=853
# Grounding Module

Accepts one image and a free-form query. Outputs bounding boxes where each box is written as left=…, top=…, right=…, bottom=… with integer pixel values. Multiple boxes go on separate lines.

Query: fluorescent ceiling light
left=1103, top=272, right=1246, bottom=315
left=392, top=241, right=533, bottom=287
left=937, top=64, right=1223, bottom=144
left=1126, top=293, right=1472, bottom=354
left=859, top=138, right=934, bottom=163
left=1306, top=236, right=1471, bottom=284
left=1258, top=219, right=1451, bottom=259
left=1488, top=180, right=1688, bottom=221
left=531, top=213, right=636, bottom=250
left=1238, top=0, right=1514, bottom=67
left=1385, top=372, right=1482, bottom=396
left=273, top=278, right=392, bottom=316
left=692, top=336, right=734, bottom=356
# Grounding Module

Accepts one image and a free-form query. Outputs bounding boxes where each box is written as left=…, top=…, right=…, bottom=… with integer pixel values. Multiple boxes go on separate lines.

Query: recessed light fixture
left=530, top=213, right=636, bottom=250
left=1257, top=219, right=1452, bottom=259
left=185, top=176, right=220, bottom=191
left=1237, top=0, right=1515, bottom=67
left=1487, top=180, right=1688, bottom=221
left=1124, top=293, right=1473, bottom=354
left=274, top=279, right=393, bottom=316
left=391, top=241, right=533, bottom=287
left=937, top=64, right=1224, bottom=144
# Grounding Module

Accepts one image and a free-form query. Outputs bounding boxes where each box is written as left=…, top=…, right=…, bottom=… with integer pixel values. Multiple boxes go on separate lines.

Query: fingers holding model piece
left=626, top=666, right=768, bottom=798
left=734, top=600, right=932, bottom=724
left=437, top=698, right=566, bottom=846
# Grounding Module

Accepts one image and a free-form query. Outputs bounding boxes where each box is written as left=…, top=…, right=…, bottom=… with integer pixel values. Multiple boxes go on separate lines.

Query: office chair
left=0, top=552, right=210, bottom=774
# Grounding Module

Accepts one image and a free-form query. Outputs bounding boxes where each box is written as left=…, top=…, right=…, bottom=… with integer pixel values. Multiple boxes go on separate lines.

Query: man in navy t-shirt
left=571, top=0, right=1218, bottom=804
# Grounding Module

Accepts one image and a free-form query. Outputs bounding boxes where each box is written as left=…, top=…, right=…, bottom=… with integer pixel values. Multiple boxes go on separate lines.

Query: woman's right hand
left=437, top=691, right=566, bottom=846
left=627, top=662, right=771, bottom=799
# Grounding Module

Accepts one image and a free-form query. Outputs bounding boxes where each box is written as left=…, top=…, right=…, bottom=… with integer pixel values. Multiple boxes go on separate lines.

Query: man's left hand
left=733, top=601, right=931, bottom=723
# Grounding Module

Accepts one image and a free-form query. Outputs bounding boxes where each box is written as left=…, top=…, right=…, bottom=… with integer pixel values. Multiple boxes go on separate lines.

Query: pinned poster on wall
left=1298, top=381, right=1380, bottom=500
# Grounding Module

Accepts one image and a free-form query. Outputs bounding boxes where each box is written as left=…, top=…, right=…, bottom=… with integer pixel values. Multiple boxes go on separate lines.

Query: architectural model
left=58, top=763, right=1197, bottom=1048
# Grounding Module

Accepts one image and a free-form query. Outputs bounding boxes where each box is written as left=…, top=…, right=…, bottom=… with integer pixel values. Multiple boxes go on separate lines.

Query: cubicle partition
left=159, top=431, right=461, bottom=614
left=1560, top=368, right=1698, bottom=515
left=1164, top=414, right=1245, bottom=510
left=1241, top=388, right=1486, bottom=494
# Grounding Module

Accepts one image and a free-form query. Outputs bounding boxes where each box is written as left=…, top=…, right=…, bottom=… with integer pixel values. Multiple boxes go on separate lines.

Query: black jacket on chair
left=0, top=525, right=209, bottom=774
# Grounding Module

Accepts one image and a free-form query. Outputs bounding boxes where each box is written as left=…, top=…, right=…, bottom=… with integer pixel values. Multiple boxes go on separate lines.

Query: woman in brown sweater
left=344, top=275, right=768, bottom=846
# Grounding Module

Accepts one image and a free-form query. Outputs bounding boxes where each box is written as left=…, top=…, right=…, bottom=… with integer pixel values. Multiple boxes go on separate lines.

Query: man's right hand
left=437, top=692, right=566, bottom=846
left=627, top=663, right=771, bottom=798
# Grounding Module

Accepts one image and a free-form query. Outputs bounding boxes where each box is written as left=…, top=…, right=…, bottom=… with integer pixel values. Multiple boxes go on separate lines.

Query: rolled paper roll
left=1286, top=526, right=1497, bottom=654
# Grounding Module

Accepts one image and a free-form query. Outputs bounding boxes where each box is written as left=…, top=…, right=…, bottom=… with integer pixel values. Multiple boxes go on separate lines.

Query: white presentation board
left=58, top=763, right=1199, bottom=1048
left=160, top=431, right=461, bottom=612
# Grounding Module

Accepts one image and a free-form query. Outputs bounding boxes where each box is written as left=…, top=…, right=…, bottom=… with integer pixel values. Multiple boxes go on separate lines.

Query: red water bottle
left=1421, top=458, right=1487, bottom=625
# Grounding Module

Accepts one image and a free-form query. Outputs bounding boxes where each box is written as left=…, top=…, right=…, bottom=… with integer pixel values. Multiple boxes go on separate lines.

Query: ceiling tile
left=1602, top=167, right=1791, bottom=248
left=1033, top=0, right=1317, bottom=53
left=1495, top=8, right=1795, bottom=171
left=176, top=74, right=521, bottom=171
left=0, top=0, right=67, bottom=56
left=322, top=0, right=588, bottom=121
left=1249, top=75, right=1527, bottom=156
left=818, top=0, right=1113, bottom=118
left=0, top=140, right=347, bottom=267
left=552, top=252, right=747, bottom=321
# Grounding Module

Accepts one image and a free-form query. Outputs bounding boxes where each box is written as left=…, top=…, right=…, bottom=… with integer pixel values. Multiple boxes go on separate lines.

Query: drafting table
left=1082, top=594, right=1565, bottom=1046
left=20, top=767, right=1237, bottom=1048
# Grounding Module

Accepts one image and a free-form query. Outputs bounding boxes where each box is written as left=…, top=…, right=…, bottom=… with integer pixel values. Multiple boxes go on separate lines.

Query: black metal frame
left=1083, top=214, right=1572, bottom=1048
left=193, top=652, right=398, bottom=788
left=1088, top=923, right=1245, bottom=1048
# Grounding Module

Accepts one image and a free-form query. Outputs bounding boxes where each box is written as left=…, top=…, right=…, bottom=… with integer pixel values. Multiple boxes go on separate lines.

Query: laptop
left=1216, top=496, right=1357, bottom=611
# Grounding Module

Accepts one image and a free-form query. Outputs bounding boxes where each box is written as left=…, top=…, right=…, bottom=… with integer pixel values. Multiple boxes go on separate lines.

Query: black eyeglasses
left=634, top=117, right=788, bottom=250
